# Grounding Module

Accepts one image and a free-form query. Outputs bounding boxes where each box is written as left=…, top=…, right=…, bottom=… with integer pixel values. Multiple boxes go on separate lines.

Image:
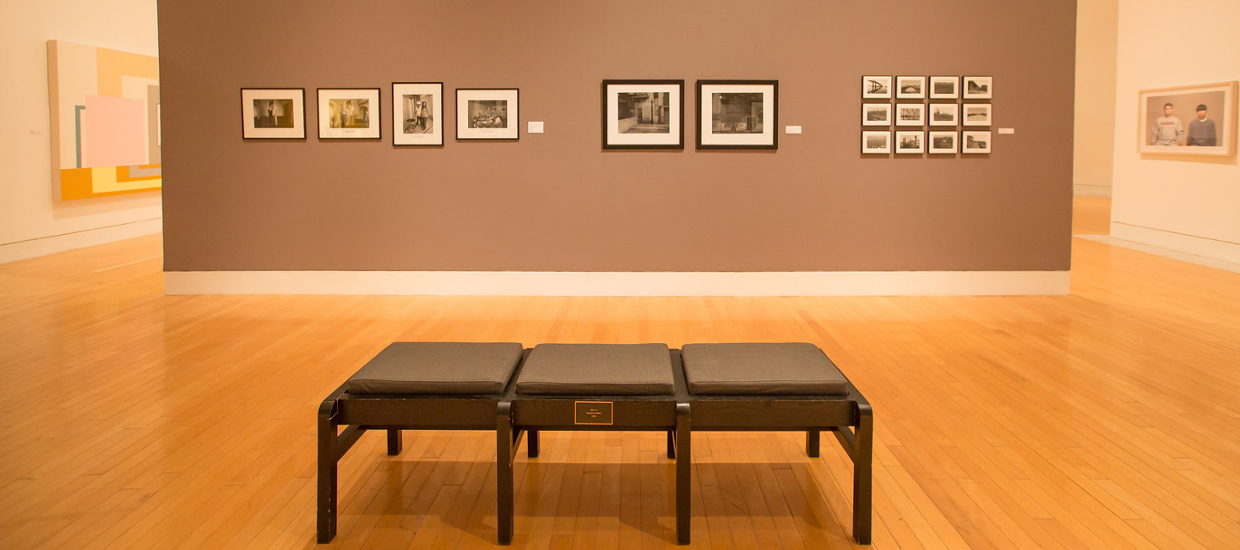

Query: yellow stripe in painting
left=92, top=166, right=161, bottom=194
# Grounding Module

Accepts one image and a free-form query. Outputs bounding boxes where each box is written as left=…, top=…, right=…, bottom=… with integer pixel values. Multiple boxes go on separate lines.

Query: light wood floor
left=4, top=210, right=1239, bottom=549
left=1072, top=196, right=1111, bottom=235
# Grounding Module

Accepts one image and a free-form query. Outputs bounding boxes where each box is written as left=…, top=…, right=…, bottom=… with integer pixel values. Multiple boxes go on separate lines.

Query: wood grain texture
left=2, top=224, right=1238, bottom=549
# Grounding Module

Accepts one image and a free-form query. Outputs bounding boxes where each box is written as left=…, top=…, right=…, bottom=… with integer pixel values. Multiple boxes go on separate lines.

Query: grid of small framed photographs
left=861, top=75, right=992, bottom=155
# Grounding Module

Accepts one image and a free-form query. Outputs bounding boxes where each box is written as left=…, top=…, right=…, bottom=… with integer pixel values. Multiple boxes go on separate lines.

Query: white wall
left=0, top=0, right=162, bottom=264
left=1073, top=0, right=1118, bottom=197
left=1111, top=0, right=1240, bottom=262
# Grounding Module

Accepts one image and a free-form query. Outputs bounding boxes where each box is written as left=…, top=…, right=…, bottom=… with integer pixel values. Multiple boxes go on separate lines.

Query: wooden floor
left=1071, top=196, right=1111, bottom=235
left=4, top=201, right=1239, bottom=550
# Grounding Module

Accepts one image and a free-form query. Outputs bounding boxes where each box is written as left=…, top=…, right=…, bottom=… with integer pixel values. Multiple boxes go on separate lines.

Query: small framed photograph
left=896, top=76, right=926, bottom=99
left=457, top=88, right=519, bottom=140
left=1138, top=81, right=1237, bottom=156
left=861, top=131, right=891, bottom=154
left=895, top=103, right=925, bottom=126
left=862, top=76, right=892, bottom=99
left=962, top=131, right=992, bottom=154
left=862, top=103, right=891, bottom=126
left=895, top=131, right=924, bottom=154
left=318, top=88, right=380, bottom=139
left=392, top=82, right=443, bottom=146
left=928, top=103, right=958, bottom=126
left=602, top=80, right=684, bottom=149
left=929, top=76, right=959, bottom=99
left=962, top=103, right=992, bottom=126
left=696, top=80, right=778, bottom=150
left=963, top=76, right=993, bottom=99
left=928, top=131, right=958, bottom=154
left=241, top=88, right=305, bottom=139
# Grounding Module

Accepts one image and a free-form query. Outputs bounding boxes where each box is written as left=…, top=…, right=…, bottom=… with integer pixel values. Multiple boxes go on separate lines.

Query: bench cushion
left=515, top=343, right=675, bottom=395
left=348, top=342, right=524, bottom=395
left=681, top=343, right=849, bottom=396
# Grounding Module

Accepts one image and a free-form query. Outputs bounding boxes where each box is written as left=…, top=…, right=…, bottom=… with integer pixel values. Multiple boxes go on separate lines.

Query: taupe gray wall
left=159, top=0, right=1076, bottom=272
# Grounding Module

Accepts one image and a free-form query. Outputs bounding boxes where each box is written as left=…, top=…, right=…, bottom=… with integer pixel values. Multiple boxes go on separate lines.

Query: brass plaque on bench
left=574, top=401, right=613, bottom=425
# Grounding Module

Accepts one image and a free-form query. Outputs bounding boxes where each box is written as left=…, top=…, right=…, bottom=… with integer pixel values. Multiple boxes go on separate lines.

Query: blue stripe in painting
left=74, top=105, right=85, bottom=169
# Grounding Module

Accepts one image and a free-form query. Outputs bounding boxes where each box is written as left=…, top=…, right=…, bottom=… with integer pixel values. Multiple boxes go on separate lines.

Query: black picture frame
left=240, top=88, right=306, bottom=140
left=317, top=87, right=382, bottom=140
left=391, top=82, right=444, bottom=147
left=456, top=88, right=520, bottom=141
left=695, top=79, right=779, bottom=150
left=601, top=79, right=685, bottom=150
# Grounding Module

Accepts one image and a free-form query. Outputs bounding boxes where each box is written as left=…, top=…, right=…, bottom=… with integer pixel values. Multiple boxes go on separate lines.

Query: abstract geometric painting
left=47, top=40, right=161, bottom=201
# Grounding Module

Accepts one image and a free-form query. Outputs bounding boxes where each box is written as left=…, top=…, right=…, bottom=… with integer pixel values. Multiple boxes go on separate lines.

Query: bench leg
left=316, top=407, right=337, bottom=543
left=675, top=403, right=691, bottom=545
left=806, top=430, right=820, bottom=458
left=853, top=404, right=873, bottom=544
left=497, top=403, right=514, bottom=545
left=387, top=429, right=402, bottom=456
left=527, top=429, right=539, bottom=458
left=667, top=430, right=675, bottom=459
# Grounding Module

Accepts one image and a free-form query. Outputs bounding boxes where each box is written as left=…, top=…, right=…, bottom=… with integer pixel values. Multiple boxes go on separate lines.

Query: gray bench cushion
left=348, top=342, right=524, bottom=395
left=515, top=343, right=675, bottom=395
left=681, top=343, right=849, bottom=396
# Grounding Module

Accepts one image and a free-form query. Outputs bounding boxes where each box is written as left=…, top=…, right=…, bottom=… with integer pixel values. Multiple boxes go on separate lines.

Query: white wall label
left=785, top=125, right=802, bottom=134
left=528, top=121, right=544, bottom=133
left=998, top=128, right=1015, bottom=134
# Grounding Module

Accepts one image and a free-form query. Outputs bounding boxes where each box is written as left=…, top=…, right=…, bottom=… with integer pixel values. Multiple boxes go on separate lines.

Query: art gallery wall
left=1111, top=0, right=1240, bottom=263
left=158, top=0, right=1077, bottom=295
left=1073, top=0, right=1117, bottom=197
left=0, top=0, right=163, bottom=265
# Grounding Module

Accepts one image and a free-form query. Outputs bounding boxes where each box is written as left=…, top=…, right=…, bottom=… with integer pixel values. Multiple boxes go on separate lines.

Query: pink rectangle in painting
left=82, top=95, right=146, bottom=168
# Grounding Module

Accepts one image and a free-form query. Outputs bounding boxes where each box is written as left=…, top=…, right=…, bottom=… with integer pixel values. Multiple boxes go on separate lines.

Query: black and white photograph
left=602, top=80, right=684, bottom=149
left=895, top=131, right=925, bottom=154
left=963, top=76, right=993, bottom=99
left=318, top=88, right=380, bottom=139
left=1137, top=81, right=1237, bottom=156
left=861, top=131, right=891, bottom=154
left=962, top=103, right=992, bottom=126
left=896, top=76, right=926, bottom=99
left=241, top=88, right=305, bottom=139
left=929, top=76, right=959, bottom=99
left=696, top=80, right=777, bottom=149
left=929, top=103, right=958, bottom=126
left=962, top=131, right=992, bottom=153
left=895, top=103, right=925, bottom=126
left=862, top=75, right=893, bottom=99
left=456, top=88, right=519, bottom=140
left=862, top=103, right=891, bottom=127
left=928, top=131, right=958, bottom=154
left=392, top=82, right=443, bottom=146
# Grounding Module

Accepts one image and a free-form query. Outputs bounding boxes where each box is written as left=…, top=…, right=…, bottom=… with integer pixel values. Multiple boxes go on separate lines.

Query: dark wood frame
left=316, top=87, right=382, bottom=140
left=928, top=75, right=960, bottom=99
left=240, top=88, right=306, bottom=140
left=962, top=76, right=993, bottom=100
left=391, top=82, right=444, bottom=147
left=695, top=80, right=779, bottom=150
left=600, top=79, right=685, bottom=150
left=455, top=88, right=520, bottom=141
left=895, top=75, right=927, bottom=100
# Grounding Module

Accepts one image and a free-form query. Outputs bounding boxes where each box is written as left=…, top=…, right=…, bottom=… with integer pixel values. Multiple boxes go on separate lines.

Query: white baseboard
left=1073, top=184, right=1112, bottom=198
left=1110, top=222, right=1240, bottom=263
left=0, top=218, right=163, bottom=265
left=164, top=270, right=1070, bottom=297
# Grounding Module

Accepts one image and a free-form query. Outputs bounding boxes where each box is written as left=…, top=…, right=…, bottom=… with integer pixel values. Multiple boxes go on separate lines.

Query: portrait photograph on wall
left=456, top=88, right=519, bottom=140
left=929, top=76, right=959, bottom=99
left=862, top=103, right=891, bottom=126
left=861, top=131, right=890, bottom=154
left=601, top=79, right=684, bottom=149
left=392, top=82, right=443, bottom=146
left=241, top=88, right=306, bottom=140
left=928, top=131, right=958, bottom=154
left=862, top=75, right=892, bottom=99
left=1137, top=81, right=1237, bottom=157
left=696, top=80, right=778, bottom=149
left=318, top=88, right=380, bottom=139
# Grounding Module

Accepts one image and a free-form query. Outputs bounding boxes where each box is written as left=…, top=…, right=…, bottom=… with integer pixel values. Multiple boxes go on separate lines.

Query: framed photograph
left=896, top=76, right=926, bottom=99
left=457, top=88, right=519, bottom=140
left=895, top=131, right=924, bottom=154
left=318, top=88, right=380, bottom=139
left=1138, top=81, right=1237, bottom=157
left=962, top=103, right=992, bottom=126
left=392, top=82, right=443, bottom=146
left=861, top=131, right=891, bottom=154
left=895, top=103, right=925, bottom=126
left=696, top=80, right=778, bottom=150
left=963, top=76, right=993, bottom=99
left=862, top=103, right=891, bottom=127
left=862, top=76, right=892, bottom=99
left=928, top=131, right=958, bottom=154
left=929, top=76, right=959, bottom=99
left=602, top=80, right=684, bottom=149
left=962, top=131, right=992, bottom=154
left=241, top=88, right=305, bottom=139
left=928, top=103, right=958, bottom=126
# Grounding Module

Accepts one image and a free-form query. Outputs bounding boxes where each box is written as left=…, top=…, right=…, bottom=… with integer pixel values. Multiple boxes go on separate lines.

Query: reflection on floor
left=1072, top=195, right=1111, bottom=235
